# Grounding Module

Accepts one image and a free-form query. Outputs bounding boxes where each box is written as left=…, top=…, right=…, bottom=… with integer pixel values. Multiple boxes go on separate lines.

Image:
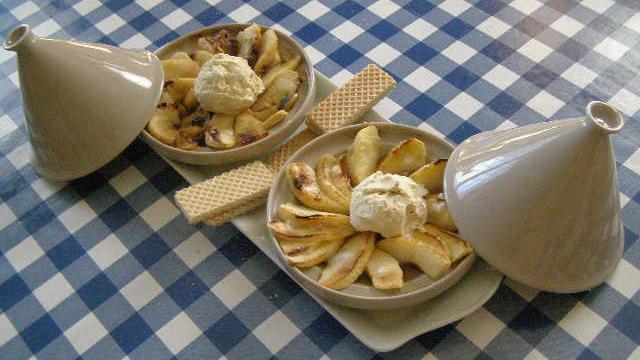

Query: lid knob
left=3, top=24, right=32, bottom=52
left=586, top=101, right=623, bottom=134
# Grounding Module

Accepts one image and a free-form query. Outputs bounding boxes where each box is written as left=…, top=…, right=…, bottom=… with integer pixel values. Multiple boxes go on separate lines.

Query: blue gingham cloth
left=1, top=1, right=639, bottom=359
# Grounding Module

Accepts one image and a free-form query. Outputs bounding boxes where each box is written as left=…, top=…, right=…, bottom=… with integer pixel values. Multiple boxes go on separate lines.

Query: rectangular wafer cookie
left=174, top=161, right=273, bottom=224
left=203, top=195, right=267, bottom=227
left=306, top=64, right=396, bottom=134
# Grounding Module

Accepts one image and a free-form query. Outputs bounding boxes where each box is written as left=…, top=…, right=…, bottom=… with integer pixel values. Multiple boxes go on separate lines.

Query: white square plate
left=160, top=71, right=503, bottom=352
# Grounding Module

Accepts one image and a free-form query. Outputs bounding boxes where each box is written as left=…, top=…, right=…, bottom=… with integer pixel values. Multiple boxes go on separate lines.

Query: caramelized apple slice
left=262, top=110, right=288, bottom=130
left=268, top=220, right=355, bottom=243
left=287, top=163, right=348, bottom=214
left=347, top=125, right=381, bottom=185
left=252, top=70, right=300, bottom=115
left=162, top=55, right=199, bottom=80
left=425, top=193, right=456, bottom=231
left=333, top=154, right=353, bottom=199
left=378, top=138, right=427, bottom=175
left=421, top=224, right=471, bottom=263
left=235, top=111, right=267, bottom=146
left=278, top=238, right=315, bottom=256
left=277, top=203, right=351, bottom=231
left=254, top=29, right=279, bottom=74
left=262, top=55, right=302, bottom=88
left=205, top=114, right=235, bottom=149
left=147, top=106, right=180, bottom=145
left=183, top=89, right=198, bottom=110
left=318, top=232, right=375, bottom=289
left=193, top=50, right=213, bottom=66
left=366, top=248, right=403, bottom=290
left=410, top=159, right=447, bottom=193
left=236, top=23, right=262, bottom=61
left=285, top=239, right=344, bottom=268
left=377, top=230, right=451, bottom=279
left=316, top=154, right=351, bottom=208
left=164, top=78, right=195, bottom=103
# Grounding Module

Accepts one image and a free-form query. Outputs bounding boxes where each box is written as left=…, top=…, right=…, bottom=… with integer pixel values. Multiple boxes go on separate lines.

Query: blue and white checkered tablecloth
left=0, top=0, right=639, bottom=359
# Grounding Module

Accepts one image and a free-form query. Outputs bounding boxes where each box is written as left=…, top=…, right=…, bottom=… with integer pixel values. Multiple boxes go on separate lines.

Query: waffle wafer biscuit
left=306, top=64, right=396, bottom=134
left=265, top=128, right=317, bottom=172
left=203, top=195, right=267, bottom=227
left=174, top=161, right=273, bottom=224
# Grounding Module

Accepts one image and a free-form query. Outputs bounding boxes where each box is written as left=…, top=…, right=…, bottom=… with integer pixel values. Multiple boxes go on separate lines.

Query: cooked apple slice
left=162, top=56, right=199, bottom=80
left=164, top=78, right=195, bottom=102
left=252, top=70, right=300, bottom=115
left=421, top=224, right=471, bottom=263
left=269, top=220, right=355, bottom=243
left=235, top=111, right=267, bottom=146
left=347, top=125, right=381, bottom=185
left=287, top=163, right=349, bottom=214
left=262, top=55, right=302, bottom=88
left=285, top=239, right=344, bottom=268
left=277, top=203, right=351, bottom=230
left=205, top=113, right=235, bottom=149
left=316, top=155, right=351, bottom=208
left=236, top=23, right=262, bottom=61
left=283, top=93, right=298, bottom=112
left=333, top=154, right=352, bottom=199
left=377, top=230, right=451, bottom=279
left=424, top=193, right=456, bottom=231
left=193, top=50, right=214, bottom=66
left=183, top=89, right=198, bottom=110
left=366, top=248, right=403, bottom=290
left=318, top=232, right=376, bottom=289
left=262, top=110, right=287, bottom=130
left=254, top=29, right=279, bottom=74
left=159, top=90, right=176, bottom=106
left=147, top=106, right=180, bottom=145
left=178, top=109, right=209, bottom=141
left=410, top=159, right=447, bottom=193
left=174, top=132, right=198, bottom=150
left=378, top=138, right=427, bottom=175
left=277, top=237, right=318, bottom=256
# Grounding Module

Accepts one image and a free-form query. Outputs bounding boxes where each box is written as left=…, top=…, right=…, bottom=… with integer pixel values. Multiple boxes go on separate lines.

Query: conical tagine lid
left=444, top=101, right=624, bottom=293
left=3, top=24, right=163, bottom=181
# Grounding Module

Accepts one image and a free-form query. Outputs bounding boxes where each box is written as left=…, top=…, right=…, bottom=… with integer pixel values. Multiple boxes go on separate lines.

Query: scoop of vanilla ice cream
left=350, top=171, right=428, bottom=238
left=194, top=53, right=264, bottom=114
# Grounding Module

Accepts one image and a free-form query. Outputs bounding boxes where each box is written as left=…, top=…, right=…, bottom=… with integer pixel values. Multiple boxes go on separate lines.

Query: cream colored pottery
left=140, top=24, right=316, bottom=166
left=266, top=122, right=476, bottom=310
left=445, top=101, right=624, bottom=293
left=162, top=71, right=503, bottom=350
left=3, top=24, right=163, bottom=181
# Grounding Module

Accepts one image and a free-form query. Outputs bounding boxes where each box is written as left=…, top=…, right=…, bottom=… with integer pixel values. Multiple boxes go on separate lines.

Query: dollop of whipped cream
left=349, top=171, right=428, bottom=238
left=195, top=53, right=264, bottom=114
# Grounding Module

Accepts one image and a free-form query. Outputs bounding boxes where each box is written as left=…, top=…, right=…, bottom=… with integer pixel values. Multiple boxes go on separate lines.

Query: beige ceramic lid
left=444, top=102, right=624, bottom=293
left=4, top=24, right=164, bottom=181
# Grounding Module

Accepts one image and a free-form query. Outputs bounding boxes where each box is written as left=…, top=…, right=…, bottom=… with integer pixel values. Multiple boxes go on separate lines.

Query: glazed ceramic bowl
left=266, top=123, right=476, bottom=309
left=141, top=23, right=316, bottom=166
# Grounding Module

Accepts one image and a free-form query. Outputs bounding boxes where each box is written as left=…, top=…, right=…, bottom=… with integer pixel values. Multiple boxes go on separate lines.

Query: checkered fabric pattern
left=0, top=0, right=639, bottom=359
